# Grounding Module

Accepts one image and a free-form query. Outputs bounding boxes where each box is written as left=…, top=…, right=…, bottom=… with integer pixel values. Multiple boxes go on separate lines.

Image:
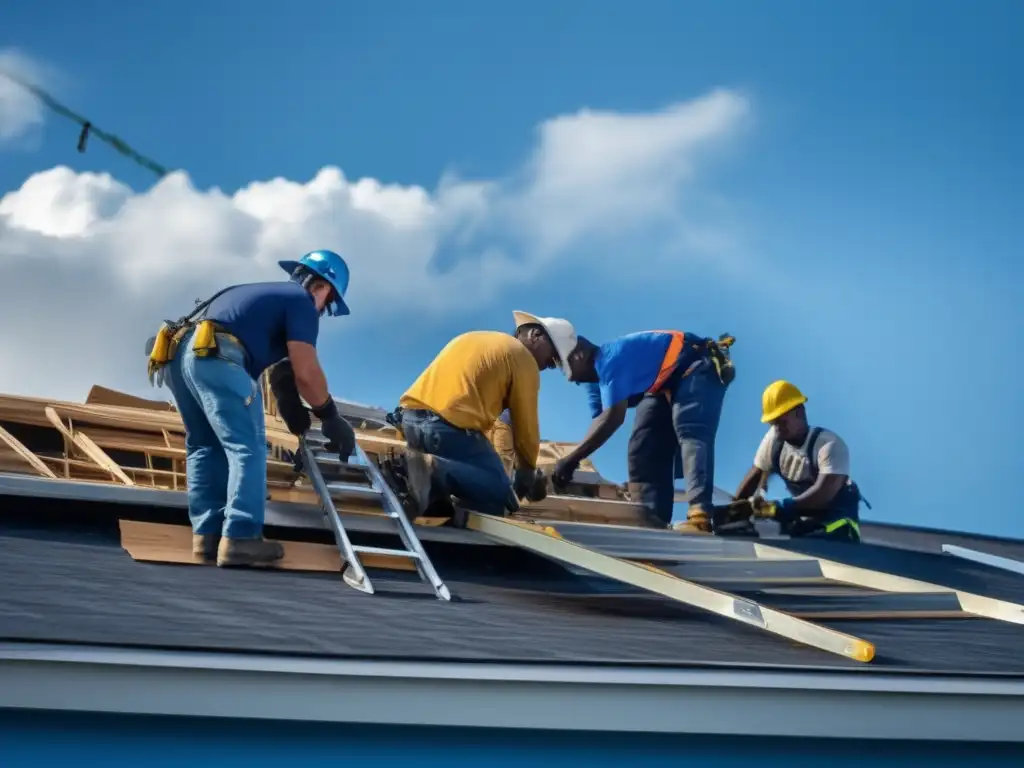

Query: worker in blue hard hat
left=726, top=380, right=868, bottom=543
left=146, top=249, right=357, bottom=568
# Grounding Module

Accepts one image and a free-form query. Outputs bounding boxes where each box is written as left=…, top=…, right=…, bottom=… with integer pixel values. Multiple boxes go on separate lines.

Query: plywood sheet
left=118, top=520, right=415, bottom=572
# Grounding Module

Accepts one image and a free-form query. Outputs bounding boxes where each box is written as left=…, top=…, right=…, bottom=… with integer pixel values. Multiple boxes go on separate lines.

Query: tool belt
left=658, top=333, right=736, bottom=399
left=145, top=286, right=238, bottom=387
left=707, top=333, right=736, bottom=386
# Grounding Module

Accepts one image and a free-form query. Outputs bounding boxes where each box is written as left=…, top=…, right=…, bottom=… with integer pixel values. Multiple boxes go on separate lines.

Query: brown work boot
left=672, top=505, right=713, bottom=534
left=192, top=533, right=220, bottom=561
left=216, top=536, right=285, bottom=568
left=404, top=449, right=438, bottom=516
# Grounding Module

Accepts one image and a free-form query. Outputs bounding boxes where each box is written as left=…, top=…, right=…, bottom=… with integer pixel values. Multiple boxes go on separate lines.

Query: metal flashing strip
left=1, top=643, right=1023, bottom=741
left=467, top=513, right=876, bottom=663
left=754, top=543, right=1024, bottom=626
left=942, top=544, right=1024, bottom=577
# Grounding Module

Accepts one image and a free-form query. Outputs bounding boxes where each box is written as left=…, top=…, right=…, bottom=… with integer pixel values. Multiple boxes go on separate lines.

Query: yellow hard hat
left=761, top=380, right=807, bottom=423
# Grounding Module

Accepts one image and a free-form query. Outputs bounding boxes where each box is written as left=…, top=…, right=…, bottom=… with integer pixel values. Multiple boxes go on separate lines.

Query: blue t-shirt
left=584, top=331, right=679, bottom=418
left=204, top=281, right=320, bottom=379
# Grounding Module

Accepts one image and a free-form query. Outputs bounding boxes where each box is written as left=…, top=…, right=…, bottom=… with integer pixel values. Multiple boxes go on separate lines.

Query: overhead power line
left=0, top=68, right=170, bottom=179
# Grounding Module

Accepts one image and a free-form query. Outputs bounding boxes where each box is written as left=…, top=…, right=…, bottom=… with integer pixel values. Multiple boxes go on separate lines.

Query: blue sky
left=2, top=0, right=1022, bottom=538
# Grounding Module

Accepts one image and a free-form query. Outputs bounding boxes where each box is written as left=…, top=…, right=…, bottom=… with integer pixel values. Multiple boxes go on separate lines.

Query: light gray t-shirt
left=753, top=426, right=851, bottom=483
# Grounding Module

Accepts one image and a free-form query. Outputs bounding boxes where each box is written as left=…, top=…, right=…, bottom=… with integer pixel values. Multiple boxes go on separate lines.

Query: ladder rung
left=353, top=545, right=421, bottom=561
left=313, top=453, right=350, bottom=466
left=325, top=481, right=381, bottom=497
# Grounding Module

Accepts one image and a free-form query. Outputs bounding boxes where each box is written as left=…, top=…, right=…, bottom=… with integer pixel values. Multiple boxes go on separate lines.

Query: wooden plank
left=44, top=407, right=135, bottom=486
left=86, top=385, right=176, bottom=411
left=513, top=495, right=649, bottom=527
left=753, top=542, right=1024, bottom=627
left=118, top=519, right=416, bottom=572
left=0, top=424, right=57, bottom=479
left=49, top=402, right=300, bottom=451
left=468, top=513, right=876, bottom=663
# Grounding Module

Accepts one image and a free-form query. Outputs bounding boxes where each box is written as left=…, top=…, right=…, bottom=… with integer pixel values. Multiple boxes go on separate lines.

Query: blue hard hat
left=278, top=250, right=351, bottom=316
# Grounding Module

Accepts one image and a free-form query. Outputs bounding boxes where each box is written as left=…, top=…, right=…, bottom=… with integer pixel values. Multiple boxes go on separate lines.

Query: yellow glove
left=749, top=496, right=777, bottom=519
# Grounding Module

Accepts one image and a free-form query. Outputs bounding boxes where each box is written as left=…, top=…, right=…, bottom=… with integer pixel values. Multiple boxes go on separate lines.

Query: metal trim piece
left=1, top=643, right=1023, bottom=741
left=942, top=544, right=1024, bottom=577
left=754, top=543, right=1024, bottom=626
left=468, top=514, right=876, bottom=663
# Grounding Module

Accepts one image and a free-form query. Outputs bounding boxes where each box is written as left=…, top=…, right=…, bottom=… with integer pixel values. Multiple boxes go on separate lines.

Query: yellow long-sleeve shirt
left=399, top=331, right=541, bottom=468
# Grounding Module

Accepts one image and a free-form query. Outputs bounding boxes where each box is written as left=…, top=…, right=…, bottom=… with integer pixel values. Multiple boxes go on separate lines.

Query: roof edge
left=860, top=518, right=1024, bottom=546
left=2, top=643, right=1024, bottom=741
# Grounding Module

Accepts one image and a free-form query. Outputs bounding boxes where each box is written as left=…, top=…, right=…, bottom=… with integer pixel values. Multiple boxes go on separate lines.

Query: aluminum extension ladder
left=298, top=433, right=451, bottom=601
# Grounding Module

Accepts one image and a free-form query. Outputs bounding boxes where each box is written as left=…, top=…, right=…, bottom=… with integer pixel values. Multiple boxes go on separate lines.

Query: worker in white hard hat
left=395, top=311, right=578, bottom=526
left=728, top=380, right=868, bottom=543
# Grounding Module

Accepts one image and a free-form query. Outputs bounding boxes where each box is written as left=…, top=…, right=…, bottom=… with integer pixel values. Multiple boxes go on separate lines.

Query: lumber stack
left=0, top=382, right=649, bottom=527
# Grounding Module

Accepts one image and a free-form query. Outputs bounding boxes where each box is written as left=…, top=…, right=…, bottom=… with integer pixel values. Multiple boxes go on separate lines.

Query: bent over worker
left=397, top=311, right=578, bottom=524
left=730, top=380, right=865, bottom=543
left=147, top=250, right=356, bottom=568
left=554, top=330, right=735, bottom=533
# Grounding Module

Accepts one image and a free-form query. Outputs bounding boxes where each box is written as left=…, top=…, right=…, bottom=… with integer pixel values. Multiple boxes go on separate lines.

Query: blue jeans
left=400, top=409, right=514, bottom=516
left=627, top=357, right=727, bottom=525
left=165, top=328, right=268, bottom=539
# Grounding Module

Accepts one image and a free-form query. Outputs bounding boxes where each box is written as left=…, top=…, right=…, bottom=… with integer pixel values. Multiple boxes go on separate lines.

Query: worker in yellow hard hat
left=727, top=380, right=867, bottom=543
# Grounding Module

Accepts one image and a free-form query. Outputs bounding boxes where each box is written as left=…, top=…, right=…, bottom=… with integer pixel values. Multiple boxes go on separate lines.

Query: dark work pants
left=400, top=409, right=515, bottom=516
left=627, top=358, right=727, bottom=526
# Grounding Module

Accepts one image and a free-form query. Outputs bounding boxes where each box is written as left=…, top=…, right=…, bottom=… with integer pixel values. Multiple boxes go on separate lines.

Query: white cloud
left=0, top=79, right=750, bottom=402
left=0, top=50, right=48, bottom=144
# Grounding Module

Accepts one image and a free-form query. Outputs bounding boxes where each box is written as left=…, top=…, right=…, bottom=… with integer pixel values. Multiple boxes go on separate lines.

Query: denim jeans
left=400, top=409, right=515, bottom=516
left=165, top=328, right=268, bottom=539
left=627, top=357, right=727, bottom=525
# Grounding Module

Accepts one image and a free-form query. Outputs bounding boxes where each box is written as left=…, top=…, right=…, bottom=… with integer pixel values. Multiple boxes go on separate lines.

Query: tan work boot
left=192, top=533, right=220, bottom=561
left=216, top=536, right=285, bottom=567
left=404, top=449, right=437, bottom=515
left=672, top=505, right=713, bottom=535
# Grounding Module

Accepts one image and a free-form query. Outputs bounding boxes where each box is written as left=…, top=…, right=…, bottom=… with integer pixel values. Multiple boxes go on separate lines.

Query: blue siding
left=0, top=709, right=1021, bottom=766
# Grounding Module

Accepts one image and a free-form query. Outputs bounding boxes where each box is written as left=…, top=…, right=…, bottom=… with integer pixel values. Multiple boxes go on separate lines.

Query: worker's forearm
left=514, top=450, right=537, bottom=471
left=567, top=407, right=625, bottom=464
left=734, top=467, right=764, bottom=501
left=788, top=475, right=844, bottom=511
left=294, top=362, right=330, bottom=408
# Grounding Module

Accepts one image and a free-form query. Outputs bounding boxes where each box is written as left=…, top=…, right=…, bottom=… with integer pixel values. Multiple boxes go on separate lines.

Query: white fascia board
left=1, top=643, right=1023, bottom=742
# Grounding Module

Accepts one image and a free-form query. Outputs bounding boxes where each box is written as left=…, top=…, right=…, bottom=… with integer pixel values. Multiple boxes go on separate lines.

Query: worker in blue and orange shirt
left=553, top=330, right=736, bottom=533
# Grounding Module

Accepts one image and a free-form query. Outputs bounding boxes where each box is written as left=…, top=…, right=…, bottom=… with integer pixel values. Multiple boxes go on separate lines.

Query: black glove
left=551, top=457, right=579, bottom=490
left=527, top=469, right=548, bottom=502
left=312, top=398, right=356, bottom=462
left=513, top=466, right=547, bottom=501
left=269, top=361, right=311, bottom=436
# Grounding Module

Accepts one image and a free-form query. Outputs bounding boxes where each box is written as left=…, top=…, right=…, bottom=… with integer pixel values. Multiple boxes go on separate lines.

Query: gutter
left=1, top=643, right=1023, bottom=742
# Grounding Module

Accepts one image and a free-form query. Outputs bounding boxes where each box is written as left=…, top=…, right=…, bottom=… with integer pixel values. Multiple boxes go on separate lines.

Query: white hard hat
left=513, top=310, right=578, bottom=378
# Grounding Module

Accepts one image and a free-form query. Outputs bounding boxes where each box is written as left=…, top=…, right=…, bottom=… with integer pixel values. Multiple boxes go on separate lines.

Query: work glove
left=751, top=496, right=797, bottom=522
left=513, top=466, right=548, bottom=502
left=312, top=399, right=357, bottom=462
left=719, top=497, right=756, bottom=522
left=551, top=457, right=580, bottom=490
left=269, top=361, right=312, bottom=436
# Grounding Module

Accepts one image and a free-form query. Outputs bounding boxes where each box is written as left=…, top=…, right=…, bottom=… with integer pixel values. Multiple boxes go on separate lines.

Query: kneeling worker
left=397, top=311, right=578, bottom=523
left=147, top=250, right=356, bottom=567
left=553, top=330, right=735, bottom=533
left=731, top=380, right=865, bottom=543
